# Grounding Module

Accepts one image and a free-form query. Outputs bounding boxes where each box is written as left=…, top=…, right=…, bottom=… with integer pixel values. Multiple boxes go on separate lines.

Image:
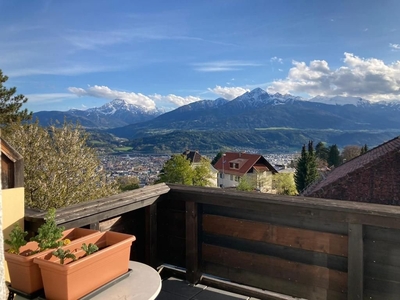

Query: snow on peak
left=308, top=95, right=370, bottom=106
left=248, top=88, right=268, bottom=98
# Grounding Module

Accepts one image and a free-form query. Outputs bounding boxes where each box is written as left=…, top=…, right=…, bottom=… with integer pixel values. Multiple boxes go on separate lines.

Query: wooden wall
left=163, top=184, right=400, bottom=300
left=202, top=205, right=348, bottom=299
left=364, top=226, right=400, bottom=299
left=157, top=196, right=186, bottom=267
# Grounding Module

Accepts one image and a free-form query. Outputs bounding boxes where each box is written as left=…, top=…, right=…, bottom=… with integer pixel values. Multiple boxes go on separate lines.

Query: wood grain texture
left=203, top=214, right=348, bottom=256
left=203, top=262, right=347, bottom=300
left=202, top=244, right=348, bottom=293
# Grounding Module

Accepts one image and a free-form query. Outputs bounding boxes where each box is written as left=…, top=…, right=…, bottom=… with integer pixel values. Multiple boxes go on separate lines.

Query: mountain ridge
left=32, top=88, right=400, bottom=153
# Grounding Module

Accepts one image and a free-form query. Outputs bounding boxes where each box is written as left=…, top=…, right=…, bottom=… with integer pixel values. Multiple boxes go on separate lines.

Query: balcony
left=24, top=183, right=400, bottom=300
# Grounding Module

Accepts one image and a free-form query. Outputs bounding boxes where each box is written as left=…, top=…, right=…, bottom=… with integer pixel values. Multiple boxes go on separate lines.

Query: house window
left=219, top=173, right=224, bottom=178
left=230, top=175, right=234, bottom=180
left=235, top=176, right=240, bottom=182
left=229, top=162, right=240, bottom=169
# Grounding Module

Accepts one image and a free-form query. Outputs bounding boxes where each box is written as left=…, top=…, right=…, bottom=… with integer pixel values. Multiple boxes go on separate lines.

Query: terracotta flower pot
left=34, top=231, right=135, bottom=300
left=5, top=228, right=101, bottom=294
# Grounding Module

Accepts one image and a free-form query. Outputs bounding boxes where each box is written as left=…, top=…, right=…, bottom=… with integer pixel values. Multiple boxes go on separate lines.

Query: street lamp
left=221, top=153, right=226, bottom=188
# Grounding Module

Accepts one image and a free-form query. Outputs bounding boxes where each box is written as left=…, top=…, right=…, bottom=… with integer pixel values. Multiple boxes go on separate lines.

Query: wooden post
left=186, top=201, right=200, bottom=284
left=90, top=222, right=100, bottom=230
left=348, top=223, right=363, bottom=300
left=145, top=203, right=158, bottom=268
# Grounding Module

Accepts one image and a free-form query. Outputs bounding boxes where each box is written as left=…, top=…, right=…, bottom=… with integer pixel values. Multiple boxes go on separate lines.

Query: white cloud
left=68, top=85, right=157, bottom=110
left=389, top=43, right=400, bottom=51
left=26, top=93, right=77, bottom=104
left=194, top=60, right=261, bottom=72
left=208, top=86, right=249, bottom=100
left=6, top=65, right=115, bottom=77
left=268, top=53, right=400, bottom=101
left=68, top=85, right=202, bottom=110
left=150, top=94, right=201, bottom=107
left=270, top=56, right=283, bottom=64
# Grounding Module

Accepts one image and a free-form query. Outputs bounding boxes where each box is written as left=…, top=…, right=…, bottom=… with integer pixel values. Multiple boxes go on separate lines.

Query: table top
left=89, top=261, right=162, bottom=300
left=13, top=261, right=162, bottom=300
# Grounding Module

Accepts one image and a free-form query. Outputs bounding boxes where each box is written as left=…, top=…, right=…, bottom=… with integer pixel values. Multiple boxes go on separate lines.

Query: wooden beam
left=167, top=184, right=400, bottom=229
left=348, top=223, right=363, bottom=300
left=186, top=201, right=200, bottom=284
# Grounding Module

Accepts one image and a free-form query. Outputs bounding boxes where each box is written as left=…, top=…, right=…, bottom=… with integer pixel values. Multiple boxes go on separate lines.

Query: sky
left=1, top=0, right=400, bottom=112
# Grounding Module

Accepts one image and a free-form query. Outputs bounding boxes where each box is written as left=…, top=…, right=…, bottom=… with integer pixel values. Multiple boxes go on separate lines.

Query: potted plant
left=34, top=231, right=136, bottom=300
left=4, top=208, right=101, bottom=295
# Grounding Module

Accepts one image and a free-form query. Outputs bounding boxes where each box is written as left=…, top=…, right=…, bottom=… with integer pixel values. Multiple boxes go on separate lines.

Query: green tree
left=236, top=175, right=255, bottom=192
left=360, top=144, right=368, bottom=155
left=158, top=154, right=213, bottom=186
left=294, top=141, right=319, bottom=193
left=315, top=141, right=329, bottom=161
left=211, top=151, right=223, bottom=166
left=327, top=144, right=341, bottom=167
left=158, top=154, right=194, bottom=185
left=193, top=158, right=213, bottom=187
left=273, top=173, right=297, bottom=195
left=0, top=70, right=32, bottom=132
left=116, top=176, right=140, bottom=191
left=4, top=120, right=117, bottom=209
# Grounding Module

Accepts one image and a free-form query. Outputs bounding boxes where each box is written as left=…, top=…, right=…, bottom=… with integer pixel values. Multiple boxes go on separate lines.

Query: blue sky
left=1, top=0, right=400, bottom=112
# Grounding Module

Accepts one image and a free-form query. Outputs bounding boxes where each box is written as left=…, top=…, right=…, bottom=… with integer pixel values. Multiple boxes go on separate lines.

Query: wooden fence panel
left=157, top=197, right=186, bottom=267
left=364, top=225, right=400, bottom=299
left=203, top=214, right=348, bottom=257
left=201, top=205, right=348, bottom=299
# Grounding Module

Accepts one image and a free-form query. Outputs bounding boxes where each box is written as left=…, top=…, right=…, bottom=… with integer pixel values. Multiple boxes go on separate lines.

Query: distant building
left=182, top=150, right=218, bottom=187
left=302, top=136, right=400, bottom=205
left=214, top=152, right=278, bottom=192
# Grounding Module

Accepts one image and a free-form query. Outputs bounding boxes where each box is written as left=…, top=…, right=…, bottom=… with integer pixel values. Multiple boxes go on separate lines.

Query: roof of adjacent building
left=213, top=152, right=277, bottom=176
left=302, top=136, right=400, bottom=196
left=183, top=150, right=202, bottom=163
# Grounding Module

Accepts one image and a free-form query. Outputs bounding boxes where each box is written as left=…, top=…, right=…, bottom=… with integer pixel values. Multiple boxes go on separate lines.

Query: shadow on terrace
left=24, top=183, right=400, bottom=300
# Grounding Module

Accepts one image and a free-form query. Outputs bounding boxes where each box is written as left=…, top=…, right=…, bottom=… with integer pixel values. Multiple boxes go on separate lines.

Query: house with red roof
left=302, top=136, right=400, bottom=205
left=213, top=152, right=278, bottom=192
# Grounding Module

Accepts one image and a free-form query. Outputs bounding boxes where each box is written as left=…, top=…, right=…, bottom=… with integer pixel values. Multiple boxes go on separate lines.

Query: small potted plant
left=4, top=208, right=101, bottom=295
left=34, top=231, right=136, bottom=300
left=51, top=243, right=98, bottom=265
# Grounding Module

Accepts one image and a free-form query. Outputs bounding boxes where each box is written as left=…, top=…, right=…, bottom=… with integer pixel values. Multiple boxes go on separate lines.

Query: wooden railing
left=25, top=183, right=400, bottom=300
left=160, top=184, right=400, bottom=300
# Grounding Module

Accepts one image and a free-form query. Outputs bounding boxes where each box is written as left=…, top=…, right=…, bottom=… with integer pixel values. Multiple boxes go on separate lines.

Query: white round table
left=88, top=261, right=162, bottom=300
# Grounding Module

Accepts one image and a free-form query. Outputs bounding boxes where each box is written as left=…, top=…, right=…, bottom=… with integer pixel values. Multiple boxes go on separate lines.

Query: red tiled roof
left=302, top=136, right=400, bottom=196
left=214, top=152, right=277, bottom=176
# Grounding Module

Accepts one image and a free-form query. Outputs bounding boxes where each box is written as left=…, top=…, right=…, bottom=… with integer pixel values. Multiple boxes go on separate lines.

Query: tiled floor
left=156, top=277, right=260, bottom=300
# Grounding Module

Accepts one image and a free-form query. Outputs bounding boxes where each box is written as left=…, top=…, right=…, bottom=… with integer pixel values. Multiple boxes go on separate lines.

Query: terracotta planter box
left=5, top=227, right=101, bottom=294
left=34, top=231, right=135, bottom=300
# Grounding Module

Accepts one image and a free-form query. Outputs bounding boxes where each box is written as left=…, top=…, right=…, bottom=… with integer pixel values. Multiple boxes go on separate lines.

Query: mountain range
left=33, top=99, right=164, bottom=128
left=33, top=88, right=400, bottom=153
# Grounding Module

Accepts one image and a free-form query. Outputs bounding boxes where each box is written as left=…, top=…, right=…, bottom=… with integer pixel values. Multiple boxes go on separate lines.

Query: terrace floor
left=156, top=277, right=260, bottom=300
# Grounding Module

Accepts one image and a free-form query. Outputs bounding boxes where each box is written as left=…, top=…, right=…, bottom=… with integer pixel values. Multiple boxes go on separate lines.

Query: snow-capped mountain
left=109, top=87, right=400, bottom=139
left=85, top=99, right=162, bottom=115
left=33, top=98, right=164, bottom=128
left=33, top=88, right=400, bottom=131
left=308, top=95, right=371, bottom=106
